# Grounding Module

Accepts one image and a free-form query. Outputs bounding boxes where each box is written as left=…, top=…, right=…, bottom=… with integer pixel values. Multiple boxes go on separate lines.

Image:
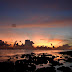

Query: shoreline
left=0, top=48, right=72, bottom=50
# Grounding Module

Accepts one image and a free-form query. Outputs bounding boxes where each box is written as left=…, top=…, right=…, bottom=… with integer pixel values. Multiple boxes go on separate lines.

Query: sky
left=0, top=0, right=72, bottom=47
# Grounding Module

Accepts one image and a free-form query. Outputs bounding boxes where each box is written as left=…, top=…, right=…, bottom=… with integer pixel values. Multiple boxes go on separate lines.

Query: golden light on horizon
left=1, top=34, right=64, bottom=48
left=33, top=39, right=63, bottom=47
left=3, top=39, right=63, bottom=48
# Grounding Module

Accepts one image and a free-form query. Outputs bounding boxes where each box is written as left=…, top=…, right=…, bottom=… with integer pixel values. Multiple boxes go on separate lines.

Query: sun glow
left=1, top=34, right=64, bottom=48
left=33, top=39, right=63, bottom=47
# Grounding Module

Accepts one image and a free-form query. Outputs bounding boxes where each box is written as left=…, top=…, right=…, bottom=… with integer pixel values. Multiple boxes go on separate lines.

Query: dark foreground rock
left=35, top=67, right=56, bottom=72
left=59, top=51, right=72, bottom=57
left=0, top=52, right=72, bottom=72
left=0, top=61, right=14, bottom=72
left=57, top=66, right=72, bottom=72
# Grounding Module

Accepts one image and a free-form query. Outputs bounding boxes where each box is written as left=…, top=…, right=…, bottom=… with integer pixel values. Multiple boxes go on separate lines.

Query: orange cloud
left=0, top=32, right=65, bottom=47
left=0, top=16, right=72, bottom=29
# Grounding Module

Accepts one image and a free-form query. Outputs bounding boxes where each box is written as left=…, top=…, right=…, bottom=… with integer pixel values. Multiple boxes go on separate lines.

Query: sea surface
left=0, top=49, right=67, bottom=62
left=0, top=49, right=72, bottom=72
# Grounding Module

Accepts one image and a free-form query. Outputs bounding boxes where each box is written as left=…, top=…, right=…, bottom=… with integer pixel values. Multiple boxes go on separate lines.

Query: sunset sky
left=0, top=0, right=72, bottom=47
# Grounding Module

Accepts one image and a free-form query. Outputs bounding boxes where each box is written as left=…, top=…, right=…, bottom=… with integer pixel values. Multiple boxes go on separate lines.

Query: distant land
left=0, top=40, right=72, bottom=50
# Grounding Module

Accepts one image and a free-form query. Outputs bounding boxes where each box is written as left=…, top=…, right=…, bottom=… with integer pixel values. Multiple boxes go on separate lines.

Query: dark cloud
left=12, top=24, right=16, bottom=27
left=0, top=0, right=72, bottom=11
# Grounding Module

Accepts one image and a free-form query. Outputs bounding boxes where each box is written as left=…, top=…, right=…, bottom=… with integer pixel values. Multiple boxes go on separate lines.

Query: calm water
left=0, top=49, right=66, bottom=61
left=0, top=49, right=72, bottom=72
left=0, top=49, right=71, bottom=62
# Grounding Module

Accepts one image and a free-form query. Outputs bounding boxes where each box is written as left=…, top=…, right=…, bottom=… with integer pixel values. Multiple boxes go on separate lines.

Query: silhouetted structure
left=16, top=43, right=19, bottom=46
left=13, top=41, right=17, bottom=47
left=24, top=40, right=34, bottom=48
left=0, top=40, right=11, bottom=48
left=53, top=46, right=54, bottom=48
left=0, top=40, right=4, bottom=46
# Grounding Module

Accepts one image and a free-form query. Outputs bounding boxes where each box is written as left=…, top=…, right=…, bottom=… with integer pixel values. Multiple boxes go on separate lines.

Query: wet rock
left=70, top=66, right=72, bottom=67
left=57, top=56, right=59, bottom=57
left=65, top=58, right=72, bottom=62
left=65, top=56, right=68, bottom=59
left=60, top=57, right=62, bottom=58
left=57, top=66, right=71, bottom=72
left=40, top=64, right=43, bottom=66
left=35, top=67, right=56, bottom=72
left=15, top=60, right=36, bottom=72
left=21, top=54, right=25, bottom=58
left=50, top=60, right=63, bottom=66
left=8, top=57, right=11, bottom=61
left=0, top=61, right=14, bottom=72
left=59, top=51, right=72, bottom=57
left=16, top=56, right=18, bottom=59
left=58, top=59, right=65, bottom=61
left=52, top=56, right=55, bottom=59
left=31, top=52, right=35, bottom=55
